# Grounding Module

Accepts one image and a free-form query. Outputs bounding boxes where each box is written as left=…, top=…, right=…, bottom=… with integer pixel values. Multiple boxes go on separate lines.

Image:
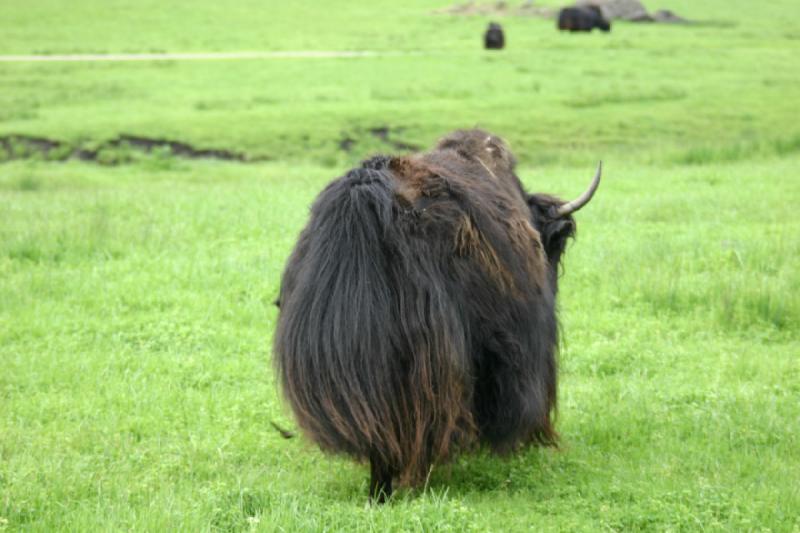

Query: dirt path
left=0, top=50, right=398, bottom=63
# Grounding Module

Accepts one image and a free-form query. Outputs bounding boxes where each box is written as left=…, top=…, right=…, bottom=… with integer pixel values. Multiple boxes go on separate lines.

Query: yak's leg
left=369, top=455, right=394, bottom=504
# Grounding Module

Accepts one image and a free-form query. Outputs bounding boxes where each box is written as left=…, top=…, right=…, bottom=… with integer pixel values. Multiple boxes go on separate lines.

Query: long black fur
left=484, top=22, right=505, bottom=49
left=274, top=129, right=581, bottom=501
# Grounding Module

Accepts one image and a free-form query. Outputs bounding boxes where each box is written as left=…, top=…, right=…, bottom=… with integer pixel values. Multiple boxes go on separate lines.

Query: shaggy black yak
left=274, top=129, right=601, bottom=502
left=484, top=22, right=505, bottom=49
left=558, top=6, right=612, bottom=32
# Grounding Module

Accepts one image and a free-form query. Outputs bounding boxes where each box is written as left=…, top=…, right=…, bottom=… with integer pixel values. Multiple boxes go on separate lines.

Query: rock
left=651, top=9, right=688, bottom=23
left=574, top=0, right=649, bottom=21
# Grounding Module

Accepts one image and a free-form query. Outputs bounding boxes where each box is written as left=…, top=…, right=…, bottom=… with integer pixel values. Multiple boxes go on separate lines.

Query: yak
left=274, top=129, right=601, bottom=502
left=557, top=6, right=612, bottom=32
left=484, top=22, right=505, bottom=50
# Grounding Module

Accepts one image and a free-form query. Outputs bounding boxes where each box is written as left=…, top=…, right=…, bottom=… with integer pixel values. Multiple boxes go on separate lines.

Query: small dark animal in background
left=274, top=129, right=602, bottom=502
left=484, top=22, right=505, bottom=49
left=558, top=6, right=612, bottom=32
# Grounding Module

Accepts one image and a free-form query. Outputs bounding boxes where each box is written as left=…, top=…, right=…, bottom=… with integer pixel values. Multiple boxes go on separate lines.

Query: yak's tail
left=274, top=158, right=474, bottom=485
left=269, top=420, right=295, bottom=439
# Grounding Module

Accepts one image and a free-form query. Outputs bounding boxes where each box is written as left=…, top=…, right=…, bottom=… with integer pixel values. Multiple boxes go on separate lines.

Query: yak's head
left=586, top=6, right=612, bottom=31
left=527, top=163, right=602, bottom=284
left=437, top=129, right=516, bottom=174
left=435, top=128, right=525, bottom=197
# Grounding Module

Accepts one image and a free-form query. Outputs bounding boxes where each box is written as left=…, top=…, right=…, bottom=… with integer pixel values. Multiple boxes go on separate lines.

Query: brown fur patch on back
left=392, top=155, right=545, bottom=293
left=389, top=156, right=428, bottom=203
left=454, top=214, right=516, bottom=293
left=510, top=217, right=547, bottom=288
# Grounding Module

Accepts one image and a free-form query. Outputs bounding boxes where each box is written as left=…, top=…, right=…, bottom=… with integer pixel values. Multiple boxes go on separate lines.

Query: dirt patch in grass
left=337, top=126, right=421, bottom=155
left=338, top=136, right=356, bottom=152
left=434, top=1, right=556, bottom=18
left=0, top=134, right=251, bottom=164
left=368, top=126, right=420, bottom=151
left=434, top=0, right=690, bottom=23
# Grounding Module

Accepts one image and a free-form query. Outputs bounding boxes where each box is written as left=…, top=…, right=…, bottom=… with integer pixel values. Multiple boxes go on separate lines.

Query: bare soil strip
left=1, top=134, right=251, bottom=164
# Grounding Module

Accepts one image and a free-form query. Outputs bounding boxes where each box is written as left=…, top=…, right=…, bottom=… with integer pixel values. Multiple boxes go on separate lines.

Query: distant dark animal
left=274, top=129, right=602, bottom=502
left=484, top=22, right=505, bottom=49
left=558, top=6, right=612, bottom=32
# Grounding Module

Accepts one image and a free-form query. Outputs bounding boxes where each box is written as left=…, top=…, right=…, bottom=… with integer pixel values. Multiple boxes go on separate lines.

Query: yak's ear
left=527, top=194, right=576, bottom=264
left=541, top=218, right=576, bottom=264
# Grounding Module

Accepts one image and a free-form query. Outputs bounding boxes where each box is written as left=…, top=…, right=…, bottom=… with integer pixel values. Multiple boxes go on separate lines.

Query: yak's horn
left=554, top=161, right=602, bottom=217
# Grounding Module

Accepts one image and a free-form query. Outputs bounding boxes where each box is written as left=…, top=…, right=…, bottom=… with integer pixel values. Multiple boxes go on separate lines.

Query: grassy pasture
left=1, top=0, right=799, bottom=531
left=1, top=0, right=799, bottom=165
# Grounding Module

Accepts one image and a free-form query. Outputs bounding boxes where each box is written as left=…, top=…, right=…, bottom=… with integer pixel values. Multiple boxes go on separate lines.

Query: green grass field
left=1, top=0, right=799, bottom=531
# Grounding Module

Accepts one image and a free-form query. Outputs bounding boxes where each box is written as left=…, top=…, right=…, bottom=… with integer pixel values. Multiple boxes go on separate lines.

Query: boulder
left=574, top=0, right=649, bottom=21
